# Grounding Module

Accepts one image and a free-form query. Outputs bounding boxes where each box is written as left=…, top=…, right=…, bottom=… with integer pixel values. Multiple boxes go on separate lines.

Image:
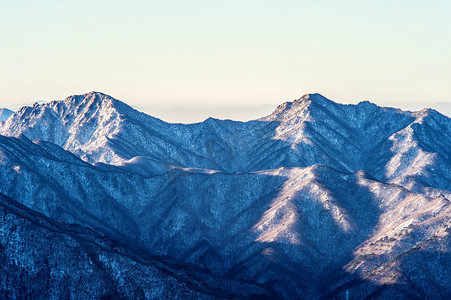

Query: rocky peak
left=263, top=93, right=338, bottom=122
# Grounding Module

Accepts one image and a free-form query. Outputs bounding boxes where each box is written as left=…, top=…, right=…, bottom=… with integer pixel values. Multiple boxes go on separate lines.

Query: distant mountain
left=0, top=92, right=450, bottom=298
left=0, top=108, right=13, bottom=121
left=433, top=101, right=451, bottom=116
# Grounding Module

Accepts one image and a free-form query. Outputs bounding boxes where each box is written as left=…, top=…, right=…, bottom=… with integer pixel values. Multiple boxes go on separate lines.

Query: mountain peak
left=57, top=91, right=139, bottom=119
left=83, top=91, right=119, bottom=103
left=295, top=93, right=335, bottom=105
left=262, top=93, right=335, bottom=121
left=85, top=91, right=107, bottom=97
left=63, top=91, right=116, bottom=105
left=296, top=93, right=326, bottom=102
left=0, top=92, right=137, bottom=164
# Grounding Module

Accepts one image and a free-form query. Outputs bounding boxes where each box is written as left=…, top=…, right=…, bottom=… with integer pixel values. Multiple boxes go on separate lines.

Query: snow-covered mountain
left=0, top=92, right=450, bottom=298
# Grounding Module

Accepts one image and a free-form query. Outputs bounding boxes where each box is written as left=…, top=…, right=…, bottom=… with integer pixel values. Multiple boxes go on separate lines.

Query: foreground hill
left=0, top=92, right=450, bottom=298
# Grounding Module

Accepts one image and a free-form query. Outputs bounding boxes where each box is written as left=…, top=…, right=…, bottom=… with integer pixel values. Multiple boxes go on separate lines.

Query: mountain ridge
left=1, top=92, right=446, bottom=175
left=1, top=91, right=450, bottom=298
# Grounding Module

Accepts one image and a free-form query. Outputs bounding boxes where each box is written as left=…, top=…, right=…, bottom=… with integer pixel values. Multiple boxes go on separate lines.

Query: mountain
left=0, top=108, right=13, bottom=121
left=0, top=92, right=450, bottom=298
left=0, top=192, right=267, bottom=299
left=428, top=102, right=451, bottom=117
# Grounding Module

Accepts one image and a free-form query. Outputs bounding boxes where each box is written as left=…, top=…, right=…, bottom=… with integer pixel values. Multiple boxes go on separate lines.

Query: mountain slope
left=1, top=92, right=451, bottom=298
left=0, top=108, right=13, bottom=121
left=0, top=192, right=273, bottom=299
left=0, top=134, right=450, bottom=298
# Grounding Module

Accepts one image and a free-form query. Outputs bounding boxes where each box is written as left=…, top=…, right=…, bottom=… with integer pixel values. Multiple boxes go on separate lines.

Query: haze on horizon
left=1, top=1, right=450, bottom=122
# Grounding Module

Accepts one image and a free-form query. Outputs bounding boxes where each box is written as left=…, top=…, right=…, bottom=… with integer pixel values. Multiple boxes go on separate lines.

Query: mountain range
left=0, top=91, right=450, bottom=299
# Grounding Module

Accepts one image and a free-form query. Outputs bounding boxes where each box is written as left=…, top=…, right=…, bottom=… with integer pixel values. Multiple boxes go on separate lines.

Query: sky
left=1, top=0, right=450, bottom=122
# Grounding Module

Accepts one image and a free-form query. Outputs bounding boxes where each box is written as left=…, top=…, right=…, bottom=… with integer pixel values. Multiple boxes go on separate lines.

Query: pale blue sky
left=1, top=1, right=450, bottom=122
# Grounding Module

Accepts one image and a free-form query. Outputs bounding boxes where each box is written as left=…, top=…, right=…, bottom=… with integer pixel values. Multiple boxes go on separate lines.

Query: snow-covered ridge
left=1, top=91, right=451, bottom=298
left=3, top=91, right=449, bottom=191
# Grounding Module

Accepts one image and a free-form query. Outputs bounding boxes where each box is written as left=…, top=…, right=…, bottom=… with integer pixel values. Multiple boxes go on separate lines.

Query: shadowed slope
left=1, top=92, right=451, bottom=298
left=0, top=193, right=273, bottom=299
